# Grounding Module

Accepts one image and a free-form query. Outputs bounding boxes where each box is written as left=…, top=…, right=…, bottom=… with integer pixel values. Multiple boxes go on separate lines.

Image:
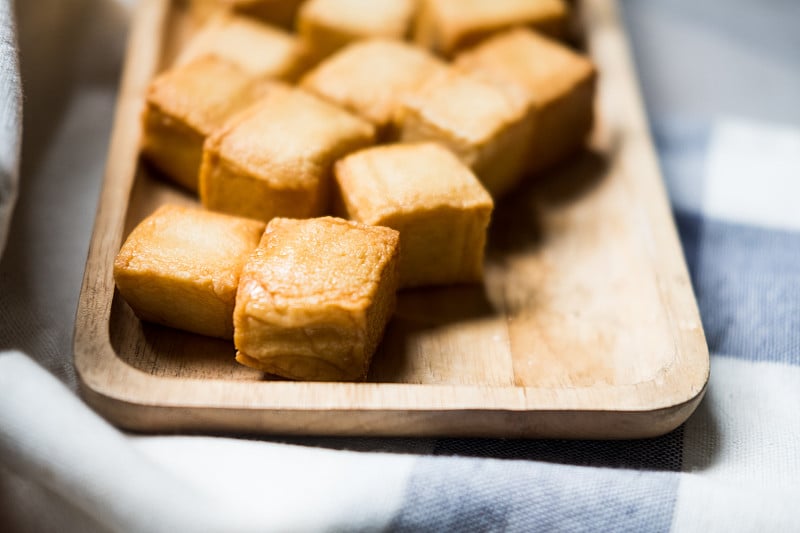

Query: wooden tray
left=74, top=0, right=709, bottom=439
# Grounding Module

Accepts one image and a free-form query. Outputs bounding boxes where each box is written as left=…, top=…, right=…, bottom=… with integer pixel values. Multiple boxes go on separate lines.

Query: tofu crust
left=175, top=11, right=311, bottom=81
left=113, top=205, right=266, bottom=339
left=454, top=28, right=597, bottom=173
left=199, top=84, right=376, bottom=222
left=414, top=0, right=569, bottom=58
left=335, top=142, right=493, bottom=287
left=300, top=39, right=447, bottom=140
left=298, top=0, right=417, bottom=61
left=234, top=217, right=400, bottom=381
left=141, top=56, right=269, bottom=192
left=399, top=69, right=535, bottom=197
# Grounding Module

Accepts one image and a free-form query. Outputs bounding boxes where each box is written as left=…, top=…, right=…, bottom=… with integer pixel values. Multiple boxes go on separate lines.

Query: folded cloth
left=2, top=0, right=800, bottom=531
left=0, top=0, right=20, bottom=254
left=0, top=351, right=419, bottom=532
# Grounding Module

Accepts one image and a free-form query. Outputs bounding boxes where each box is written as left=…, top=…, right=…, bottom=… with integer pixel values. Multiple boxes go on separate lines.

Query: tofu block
left=335, top=143, right=493, bottom=287
left=399, top=69, right=535, bottom=197
left=298, top=0, right=417, bottom=61
left=175, top=12, right=311, bottom=81
left=113, top=204, right=266, bottom=339
left=141, top=56, right=268, bottom=192
left=199, top=84, right=375, bottom=222
left=415, top=0, right=568, bottom=58
left=455, top=28, right=596, bottom=173
left=234, top=217, right=400, bottom=381
left=223, top=0, right=305, bottom=29
left=300, top=39, right=447, bottom=140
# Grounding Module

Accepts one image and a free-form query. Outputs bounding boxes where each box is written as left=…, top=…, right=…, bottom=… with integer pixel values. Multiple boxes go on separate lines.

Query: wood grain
left=73, top=0, right=709, bottom=438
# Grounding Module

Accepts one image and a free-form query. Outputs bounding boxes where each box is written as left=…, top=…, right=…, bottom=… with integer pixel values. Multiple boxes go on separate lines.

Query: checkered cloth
left=2, top=0, right=799, bottom=531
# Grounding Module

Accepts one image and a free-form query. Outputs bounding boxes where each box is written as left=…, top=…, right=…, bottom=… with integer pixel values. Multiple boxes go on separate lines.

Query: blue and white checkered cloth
left=1, top=0, right=799, bottom=531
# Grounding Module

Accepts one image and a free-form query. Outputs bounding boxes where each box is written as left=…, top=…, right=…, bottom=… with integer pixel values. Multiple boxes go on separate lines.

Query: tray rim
left=73, top=0, right=709, bottom=439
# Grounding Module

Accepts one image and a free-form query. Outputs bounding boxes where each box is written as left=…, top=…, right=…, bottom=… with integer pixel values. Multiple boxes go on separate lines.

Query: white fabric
left=0, top=0, right=20, bottom=253
left=671, top=357, right=800, bottom=532
left=0, top=351, right=415, bottom=532
left=704, top=119, right=800, bottom=232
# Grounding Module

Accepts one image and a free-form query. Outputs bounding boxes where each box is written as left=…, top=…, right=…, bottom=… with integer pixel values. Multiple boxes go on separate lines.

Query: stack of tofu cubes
left=114, top=0, right=596, bottom=381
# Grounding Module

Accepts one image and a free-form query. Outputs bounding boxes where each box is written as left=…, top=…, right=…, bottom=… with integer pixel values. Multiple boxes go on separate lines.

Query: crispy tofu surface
left=113, top=204, right=266, bottom=339
left=336, top=143, right=493, bottom=287
left=301, top=39, right=447, bottom=139
left=234, top=217, right=400, bottom=381
left=199, top=84, right=375, bottom=222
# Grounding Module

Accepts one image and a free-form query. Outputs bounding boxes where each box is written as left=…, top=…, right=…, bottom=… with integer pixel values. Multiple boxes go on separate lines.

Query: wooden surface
left=73, top=0, right=709, bottom=438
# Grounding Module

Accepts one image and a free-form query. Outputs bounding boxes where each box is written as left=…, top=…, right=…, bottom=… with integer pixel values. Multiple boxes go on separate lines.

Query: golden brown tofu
left=298, top=0, right=417, bottom=61
left=175, top=12, right=310, bottom=81
left=141, top=56, right=269, bottom=192
left=399, top=69, right=535, bottom=197
left=113, top=204, right=266, bottom=339
left=222, top=0, right=304, bottom=29
left=234, top=217, right=400, bottom=381
left=335, top=143, right=493, bottom=288
left=455, top=28, right=596, bottom=173
left=199, top=84, right=375, bottom=222
left=300, top=39, right=447, bottom=140
left=415, top=0, right=568, bottom=58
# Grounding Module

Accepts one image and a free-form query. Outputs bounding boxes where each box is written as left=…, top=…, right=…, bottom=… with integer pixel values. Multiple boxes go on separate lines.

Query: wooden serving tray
left=74, top=0, right=709, bottom=438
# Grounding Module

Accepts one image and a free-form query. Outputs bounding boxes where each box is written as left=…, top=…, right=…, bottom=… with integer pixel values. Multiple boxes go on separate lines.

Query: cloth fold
left=0, top=351, right=418, bottom=532
left=0, top=0, right=20, bottom=254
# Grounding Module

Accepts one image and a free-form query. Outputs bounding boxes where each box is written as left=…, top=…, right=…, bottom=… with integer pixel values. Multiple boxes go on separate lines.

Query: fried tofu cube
left=455, top=28, right=596, bottom=173
left=335, top=143, right=493, bottom=288
left=223, top=0, right=305, bottom=29
left=298, top=0, right=417, bottom=61
left=399, top=69, right=535, bottom=197
left=415, top=0, right=568, bottom=58
left=199, top=85, right=375, bottom=222
left=175, top=12, right=311, bottom=81
left=234, top=217, right=400, bottom=381
left=141, top=57, right=269, bottom=192
left=113, top=205, right=266, bottom=339
left=300, top=39, right=447, bottom=140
